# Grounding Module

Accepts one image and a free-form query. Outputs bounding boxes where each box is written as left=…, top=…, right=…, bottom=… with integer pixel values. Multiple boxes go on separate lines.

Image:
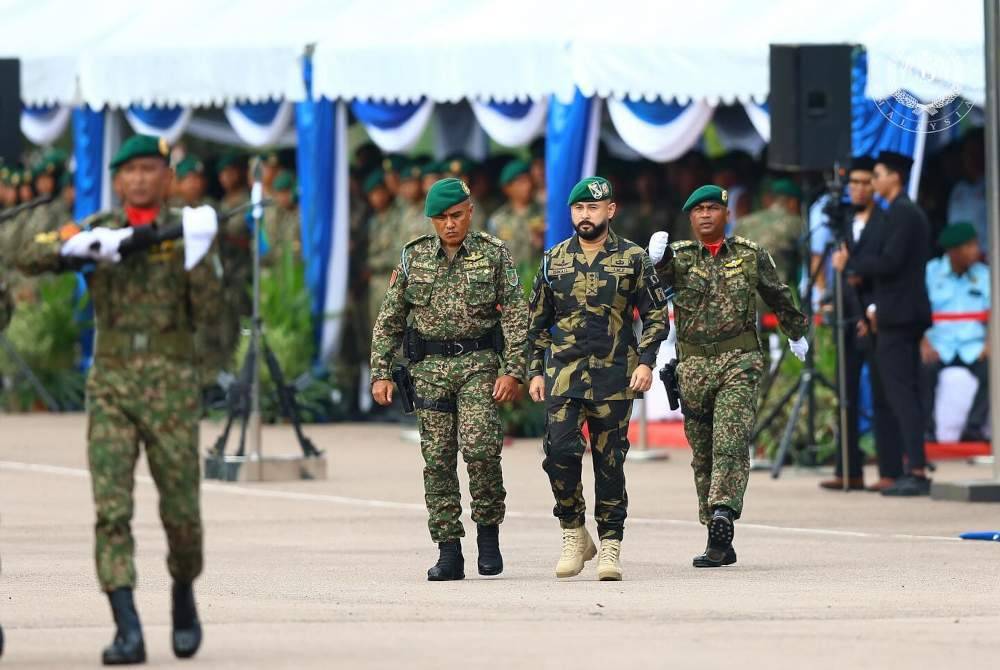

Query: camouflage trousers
left=677, top=349, right=764, bottom=525
left=86, top=353, right=204, bottom=591
left=412, top=351, right=506, bottom=543
left=542, top=397, right=632, bottom=541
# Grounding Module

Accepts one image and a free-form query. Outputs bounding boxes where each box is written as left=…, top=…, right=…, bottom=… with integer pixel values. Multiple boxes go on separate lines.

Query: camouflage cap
left=566, top=176, right=612, bottom=205
left=175, top=155, right=205, bottom=179
left=363, top=169, right=387, bottom=194
left=273, top=169, right=295, bottom=192
left=499, top=159, right=531, bottom=187
left=110, top=135, right=170, bottom=170
left=424, top=177, right=470, bottom=216
left=682, top=184, right=728, bottom=212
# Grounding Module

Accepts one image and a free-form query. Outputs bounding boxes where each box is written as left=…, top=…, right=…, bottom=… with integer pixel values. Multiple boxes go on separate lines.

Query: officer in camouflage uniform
left=364, top=169, right=403, bottom=339
left=17, top=135, right=222, bottom=664
left=527, top=176, right=669, bottom=582
left=648, top=185, right=809, bottom=568
left=487, top=158, right=545, bottom=270
left=371, top=177, right=527, bottom=581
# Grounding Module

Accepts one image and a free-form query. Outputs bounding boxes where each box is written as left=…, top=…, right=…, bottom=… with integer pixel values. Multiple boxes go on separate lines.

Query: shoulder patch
left=731, top=236, right=760, bottom=251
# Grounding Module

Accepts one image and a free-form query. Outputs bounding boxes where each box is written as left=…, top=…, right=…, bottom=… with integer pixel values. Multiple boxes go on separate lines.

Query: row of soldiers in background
left=0, top=145, right=303, bottom=393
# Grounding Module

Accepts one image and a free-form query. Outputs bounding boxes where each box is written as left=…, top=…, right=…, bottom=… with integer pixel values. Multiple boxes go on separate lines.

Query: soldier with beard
left=527, top=176, right=669, bottom=581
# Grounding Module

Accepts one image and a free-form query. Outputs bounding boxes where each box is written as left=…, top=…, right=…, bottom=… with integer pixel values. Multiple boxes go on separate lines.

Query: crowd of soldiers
left=0, top=146, right=303, bottom=391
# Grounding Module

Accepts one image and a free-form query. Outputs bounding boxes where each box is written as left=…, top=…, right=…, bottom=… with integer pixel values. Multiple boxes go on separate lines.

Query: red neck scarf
left=704, top=240, right=724, bottom=257
left=125, top=205, right=160, bottom=227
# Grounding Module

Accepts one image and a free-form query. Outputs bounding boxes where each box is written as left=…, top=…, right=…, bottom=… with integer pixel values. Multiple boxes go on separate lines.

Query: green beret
left=110, top=135, right=170, bottom=170
left=424, top=177, right=471, bottom=217
left=422, top=160, right=443, bottom=176
left=273, top=169, right=295, bottom=192
left=175, top=155, right=205, bottom=179
left=32, top=148, right=68, bottom=179
left=257, top=150, right=280, bottom=166
left=499, top=159, right=531, bottom=187
left=400, top=162, right=422, bottom=182
left=938, top=222, right=978, bottom=250
left=566, top=176, right=613, bottom=205
left=769, top=178, right=802, bottom=199
left=217, top=151, right=245, bottom=171
left=363, top=169, right=387, bottom=194
left=381, top=154, right=408, bottom=174
left=59, top=170, right=74, bottom=190
left=682, top=184, right=728, bottom=212
left=445, top=157, right=474, bottom=177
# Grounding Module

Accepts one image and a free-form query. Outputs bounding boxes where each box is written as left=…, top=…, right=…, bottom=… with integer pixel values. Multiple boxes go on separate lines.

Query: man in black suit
left=820, top=158, right=904, bottom=492
left=832, top=151, right=932, bottom=496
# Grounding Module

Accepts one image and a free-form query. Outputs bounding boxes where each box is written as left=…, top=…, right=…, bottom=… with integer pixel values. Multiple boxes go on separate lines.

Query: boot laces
left=599, top=541, right=620, bottom=563
left=560, top=528, right=580, bottom=558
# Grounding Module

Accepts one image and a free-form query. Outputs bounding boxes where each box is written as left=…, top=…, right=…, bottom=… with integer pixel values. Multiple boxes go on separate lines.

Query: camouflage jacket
left=733, top=203, right=802, bottom=285
left=656, top=236, right=808, bottom=348
left=486, top=201, right=544, bottom=268
left=17, top=208, right=224, bottom=364
left=366, top=206, right=403, bottom=273
left=396, top=198, right=431, bottom=243
left=370, top=231, right=528, bottom=382
left=527, top=231, right=670, bottom=400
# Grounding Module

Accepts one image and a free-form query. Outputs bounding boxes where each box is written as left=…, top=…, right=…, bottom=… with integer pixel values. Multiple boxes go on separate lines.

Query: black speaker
left=768, top=44, right=853, bottom=172
left=0, top=59, right=21, bottom=165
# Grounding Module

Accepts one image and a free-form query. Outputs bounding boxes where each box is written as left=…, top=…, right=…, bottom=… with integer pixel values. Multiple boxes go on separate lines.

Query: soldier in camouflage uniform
left=17, top=135, right=222, bottom=664
left=648, top=185, right=809, bottom=568
left=487, top=159, right=545, bottom=271
left=262, top=170, right=301, bottom=265
left=395, top=161, right=430, bottom=242
left=371, top=177, right=527, bottom=581
left=734, top=178, right=803, bottom=288
left=364, top=169, right=403, bottom=340
left=527, top=176, right=669, bottom=581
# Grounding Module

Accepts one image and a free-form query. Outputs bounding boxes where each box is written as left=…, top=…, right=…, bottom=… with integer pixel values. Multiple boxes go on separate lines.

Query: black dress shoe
left=693, top=544, right=737, bottom=568
left=102, top=588, right=146, bottom=666
left=959, top=428, right=988, bottom=443
left=427, top=540, right=465, bottom=581
left=476, top=525, right=503, bottom=576
left=881, top=475, right=931, bottom=497
left=171, top=582, right=203, bottom=659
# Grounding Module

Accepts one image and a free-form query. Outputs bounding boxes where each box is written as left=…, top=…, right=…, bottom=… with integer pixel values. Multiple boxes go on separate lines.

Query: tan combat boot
left=555, top=526, right=597, bottom=578
left=597, top=539, right=622, bottom=581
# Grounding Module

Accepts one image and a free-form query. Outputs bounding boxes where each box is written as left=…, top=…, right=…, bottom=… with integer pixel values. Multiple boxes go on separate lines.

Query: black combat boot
left=102, top=588, right=146, bottom=665
left=171, top=581, right=203, bottom=659
left=692, top=507, right=738, bottom=568
left=476, top=524, right=503, bottom=576
left=427, top=540, right=465, bottom=581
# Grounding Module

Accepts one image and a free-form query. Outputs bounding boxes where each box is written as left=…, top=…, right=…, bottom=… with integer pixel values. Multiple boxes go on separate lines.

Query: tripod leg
left=751, top=377, right=800, bottom=443
left=755, top=345, right=789, bottom=409
left=0, top=333, right=61, bottom=411
left=261, top=340, right=321, bottom=458
left=771, top=375, right=810, bottom=479
left=235, top=346, right=256, bottom=458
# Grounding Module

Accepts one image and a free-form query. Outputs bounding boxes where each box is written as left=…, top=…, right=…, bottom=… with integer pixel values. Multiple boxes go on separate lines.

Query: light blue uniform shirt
left=925, top=256, right=989, bottom=364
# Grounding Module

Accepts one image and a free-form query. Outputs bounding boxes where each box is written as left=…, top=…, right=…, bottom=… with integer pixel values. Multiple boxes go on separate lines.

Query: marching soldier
left=526, top=176, right=669, bottom=581
left=370, top=177, right=527, bottom=581
left=647, top=185, right=808, bottom=568
left=17, top=135, right=222, bottom=664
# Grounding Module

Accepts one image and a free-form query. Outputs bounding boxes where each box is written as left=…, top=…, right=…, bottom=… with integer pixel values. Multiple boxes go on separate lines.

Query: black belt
left=423, top=333, right=495, bottom=357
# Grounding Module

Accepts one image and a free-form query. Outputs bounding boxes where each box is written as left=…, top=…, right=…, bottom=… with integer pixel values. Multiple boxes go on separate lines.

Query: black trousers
left=835, top=331, right=902, bottom=479
left=876, top=326, right=927, bottom=472
left=921, top=355, right=990, bottom=438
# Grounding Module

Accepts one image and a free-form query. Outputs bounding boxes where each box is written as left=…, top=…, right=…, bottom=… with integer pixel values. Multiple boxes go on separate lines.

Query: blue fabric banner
left=350, top=99, right=425, bottom=129
left=545, top=89, right=596, bottom=248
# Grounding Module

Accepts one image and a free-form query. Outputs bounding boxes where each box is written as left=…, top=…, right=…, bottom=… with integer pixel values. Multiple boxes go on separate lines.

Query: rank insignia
left=389, top=269, right=399, bottom=287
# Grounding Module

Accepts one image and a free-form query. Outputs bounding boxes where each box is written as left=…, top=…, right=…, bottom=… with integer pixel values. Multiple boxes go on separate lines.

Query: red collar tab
left=125, top=206, right=160, bottom=227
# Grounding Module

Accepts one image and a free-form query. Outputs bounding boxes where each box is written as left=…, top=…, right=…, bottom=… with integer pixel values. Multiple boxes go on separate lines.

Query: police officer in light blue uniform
left=921, top=222, right=990, bottom=442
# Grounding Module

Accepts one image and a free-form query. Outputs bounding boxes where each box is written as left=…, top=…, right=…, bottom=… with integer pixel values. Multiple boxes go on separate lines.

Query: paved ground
left=1, top=413, right=998, bottom=669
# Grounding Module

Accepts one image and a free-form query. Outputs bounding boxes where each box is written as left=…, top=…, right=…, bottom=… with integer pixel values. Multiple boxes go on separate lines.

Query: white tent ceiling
left=0, top=0, right=986, bottom=108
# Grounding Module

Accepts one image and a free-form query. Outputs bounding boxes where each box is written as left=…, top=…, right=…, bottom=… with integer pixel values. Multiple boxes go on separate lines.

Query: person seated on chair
left=921, top=222, right=990, bottom=443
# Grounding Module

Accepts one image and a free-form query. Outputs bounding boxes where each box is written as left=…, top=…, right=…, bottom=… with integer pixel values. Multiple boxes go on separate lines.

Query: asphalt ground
left=1, top=414, right=997, bottom=669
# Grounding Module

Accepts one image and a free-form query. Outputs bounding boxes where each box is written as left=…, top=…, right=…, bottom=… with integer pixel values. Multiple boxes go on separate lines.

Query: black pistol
left=659, top=359, right=680, bottom=411
left=391, top=364, right=416, bottom=414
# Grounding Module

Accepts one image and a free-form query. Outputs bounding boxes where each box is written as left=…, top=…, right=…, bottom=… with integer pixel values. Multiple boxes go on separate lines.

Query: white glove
left=90, top=227, right=134, bottom=262
left=182, top=205, right=219, bottom=270
left=789, top=336, right=809, bottom=362
left=648, top=231, right=670, bottom=264
left=59, top=229, right=99, bottom=258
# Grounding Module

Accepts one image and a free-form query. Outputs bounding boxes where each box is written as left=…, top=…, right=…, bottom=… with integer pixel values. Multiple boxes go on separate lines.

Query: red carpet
left=625, top=420, right=993, bottom=460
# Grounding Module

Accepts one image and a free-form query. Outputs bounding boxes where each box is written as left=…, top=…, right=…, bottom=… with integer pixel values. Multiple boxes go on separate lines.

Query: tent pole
left=985, top=0, right=1000, bottom=482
